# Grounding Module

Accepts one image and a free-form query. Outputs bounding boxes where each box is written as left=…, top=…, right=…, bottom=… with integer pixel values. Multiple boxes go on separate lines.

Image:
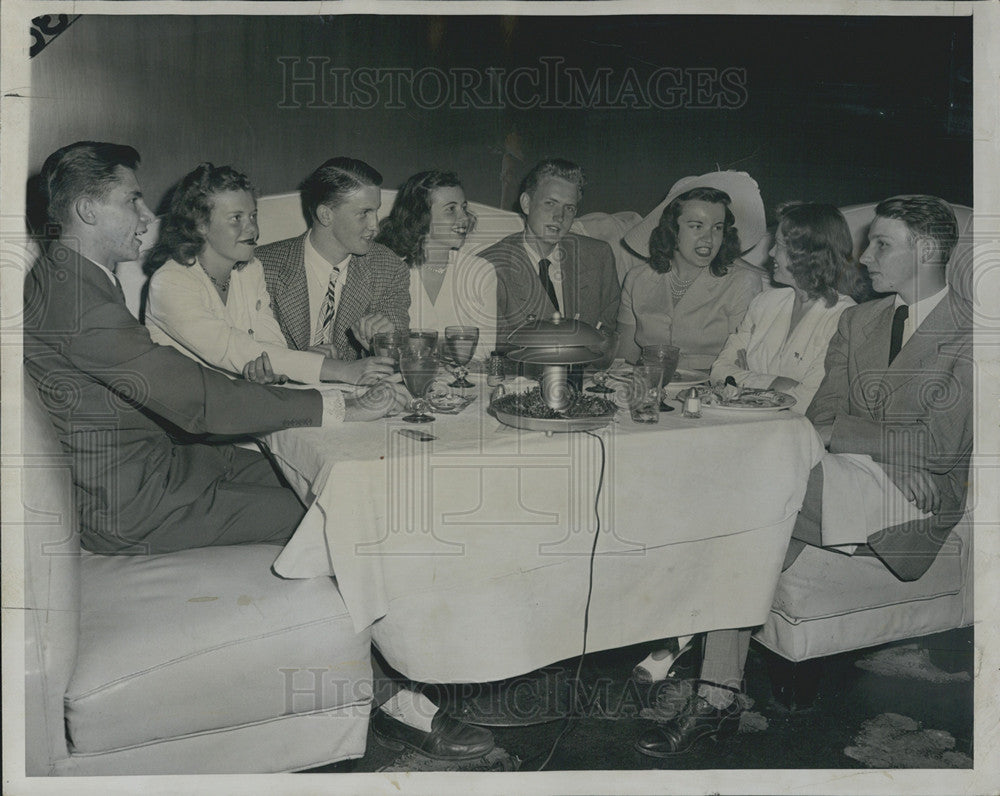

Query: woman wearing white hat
left=618, top=172, right=768, bottom=371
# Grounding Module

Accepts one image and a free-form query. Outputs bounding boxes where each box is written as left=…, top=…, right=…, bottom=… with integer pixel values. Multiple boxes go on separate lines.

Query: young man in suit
left=24, top=142, right=494, bottom=761
left=257, top=158, right=410, bottom=369
left=635, top=195, right=973, bottom=759
left=477, top=158, right=621, bottom=350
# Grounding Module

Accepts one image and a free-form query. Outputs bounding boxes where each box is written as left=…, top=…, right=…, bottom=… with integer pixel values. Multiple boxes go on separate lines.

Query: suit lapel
left=270, top=235, right=311, bottom=350
left=556, top=237, right=579, bottom=318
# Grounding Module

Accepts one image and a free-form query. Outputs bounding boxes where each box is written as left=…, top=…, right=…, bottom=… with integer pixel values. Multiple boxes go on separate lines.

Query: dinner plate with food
left=678, top=382, right=796, bottom=414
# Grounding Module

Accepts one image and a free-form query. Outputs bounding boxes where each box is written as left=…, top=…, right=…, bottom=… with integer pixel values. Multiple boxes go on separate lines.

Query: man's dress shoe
left=372, top=709, right=495, bottom=761
left=635, top=691, right=741, bottom=758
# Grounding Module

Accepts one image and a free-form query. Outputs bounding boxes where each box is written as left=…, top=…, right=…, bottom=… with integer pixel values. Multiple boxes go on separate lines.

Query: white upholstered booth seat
left=21, top=369, right=373, bottom=775
left=67, top=545, right=372, bottom=762
left=754, top=519, right=972, bottom=662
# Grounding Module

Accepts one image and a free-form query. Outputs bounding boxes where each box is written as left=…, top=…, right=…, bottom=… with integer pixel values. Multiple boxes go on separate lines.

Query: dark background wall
left=28, top=14, right=972, bottom=218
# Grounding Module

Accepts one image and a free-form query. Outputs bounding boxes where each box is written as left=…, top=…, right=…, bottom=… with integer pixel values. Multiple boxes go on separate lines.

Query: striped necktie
left=318, top=264, right=341, bottom=345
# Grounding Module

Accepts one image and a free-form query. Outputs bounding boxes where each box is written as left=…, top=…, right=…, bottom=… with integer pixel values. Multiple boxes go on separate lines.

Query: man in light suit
left=636, top=195, right=973, bottom=759
left=23, top=142, right=402, bottom=555
left=257, top=158, right=409, bottom=365
left=25, top=142, right=494, bottom=761
left=477, top=158, right=620, bottom=351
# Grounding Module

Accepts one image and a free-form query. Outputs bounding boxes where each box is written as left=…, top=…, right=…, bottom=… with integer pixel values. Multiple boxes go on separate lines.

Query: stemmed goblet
left=399, top=351, right=439, bottom=423
left=442, top=326, right=479, bottom=388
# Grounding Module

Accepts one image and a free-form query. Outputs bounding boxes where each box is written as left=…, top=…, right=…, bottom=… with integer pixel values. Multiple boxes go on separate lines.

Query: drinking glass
left=399, top=352, right=438, bottom=423
left=639, top=344, right=680, bottom=412
left=373, top=330, right=406, bottom=368
left=407, top=329, right=439, bottom=356
left=629, top=364, right=666, bottom=424
left=442, top=326, right=479, bottom=388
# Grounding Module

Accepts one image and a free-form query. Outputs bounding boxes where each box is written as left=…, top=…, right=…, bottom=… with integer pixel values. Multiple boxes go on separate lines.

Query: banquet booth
left=19, top=11, right=975, bottom=778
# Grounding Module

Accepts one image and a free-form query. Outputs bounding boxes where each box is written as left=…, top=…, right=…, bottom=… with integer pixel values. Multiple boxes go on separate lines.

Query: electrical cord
left=529, top=429, right=606, bottom=772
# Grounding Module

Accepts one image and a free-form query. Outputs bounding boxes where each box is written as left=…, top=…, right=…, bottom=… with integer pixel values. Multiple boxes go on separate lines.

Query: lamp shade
left=504, top=314, right=605, bottom=365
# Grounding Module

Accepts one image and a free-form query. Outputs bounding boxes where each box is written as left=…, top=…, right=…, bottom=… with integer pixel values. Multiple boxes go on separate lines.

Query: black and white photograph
left=2, top=2, right=998, bottom=794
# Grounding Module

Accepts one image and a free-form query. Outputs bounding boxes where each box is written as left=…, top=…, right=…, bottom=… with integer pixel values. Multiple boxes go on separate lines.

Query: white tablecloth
left=266, top=382, right=825, bottom=682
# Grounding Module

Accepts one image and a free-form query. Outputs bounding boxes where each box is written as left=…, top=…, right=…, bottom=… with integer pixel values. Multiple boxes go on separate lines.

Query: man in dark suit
left=24, top=142, right=494, bottom=761
left=257, top=158, right=409, bottom=368
left=477, top=158, right=620, bottom=351
left=636, top=195, right=973, bottom=759
left=23, top=142, right=404, bottom=555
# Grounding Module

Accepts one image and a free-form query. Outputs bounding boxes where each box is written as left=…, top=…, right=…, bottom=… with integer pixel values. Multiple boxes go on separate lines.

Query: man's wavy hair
left=518, top=159, right=585, bottom=205
left=375, top=170, right=475, bottom=267
left=648, top=187, right=741, bottom=277
left=874, top=195, right=958, bottom=265
left=775, top=202, right=855, bottom=307
left=40, top=141, right=141, bottom=231
left=145, top=163, right=255, bottom=275
left=299, top=157, right=382, bottom=227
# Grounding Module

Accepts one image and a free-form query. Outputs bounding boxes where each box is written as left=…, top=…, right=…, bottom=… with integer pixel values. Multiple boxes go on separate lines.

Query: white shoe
left=633, top=636, right=694, bottom=683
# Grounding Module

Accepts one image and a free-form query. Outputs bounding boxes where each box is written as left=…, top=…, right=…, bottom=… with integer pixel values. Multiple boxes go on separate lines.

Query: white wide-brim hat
left=622, top=170, right=767, bottom=258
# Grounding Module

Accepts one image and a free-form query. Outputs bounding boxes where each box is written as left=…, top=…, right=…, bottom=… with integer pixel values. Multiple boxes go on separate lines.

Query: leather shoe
left=635, top=688, right=741, bottom=758
left=372, top=708, right=495, bottom=761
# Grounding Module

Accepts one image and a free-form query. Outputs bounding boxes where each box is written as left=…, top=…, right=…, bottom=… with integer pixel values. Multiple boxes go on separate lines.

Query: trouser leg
left=139, top=445, right=306, bottom=553
left=698, top=628, right=752, bottom=692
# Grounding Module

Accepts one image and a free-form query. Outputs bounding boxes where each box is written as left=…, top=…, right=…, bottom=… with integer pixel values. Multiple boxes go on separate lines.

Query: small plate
left=684, top=386, right=797, bottom=414
left=668, top=369, right=710, bottom=388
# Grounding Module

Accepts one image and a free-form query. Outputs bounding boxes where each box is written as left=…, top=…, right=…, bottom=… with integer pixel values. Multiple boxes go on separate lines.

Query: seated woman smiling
left=144, top=163, right=394, bottom=385
left=710, top=202, right=856, bottom=410
left=375, top=170, right=498, bottom=358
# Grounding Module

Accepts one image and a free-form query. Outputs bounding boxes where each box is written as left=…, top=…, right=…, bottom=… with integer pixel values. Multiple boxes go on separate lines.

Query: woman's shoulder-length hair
left=776, top=202, right=855, bottom=307
left=145, top=163, right=255, bottom=275
left=375, top=169, right=465, bottom=268
left=647, top=186, right=741, bottom=277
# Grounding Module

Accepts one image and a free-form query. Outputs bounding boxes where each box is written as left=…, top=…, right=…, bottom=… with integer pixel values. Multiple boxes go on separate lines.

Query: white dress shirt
left=895, top=286, right=948, bottom=347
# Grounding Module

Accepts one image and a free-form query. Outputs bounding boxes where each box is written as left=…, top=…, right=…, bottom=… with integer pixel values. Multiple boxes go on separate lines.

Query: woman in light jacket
left=710, top=202, right=856, bottom=411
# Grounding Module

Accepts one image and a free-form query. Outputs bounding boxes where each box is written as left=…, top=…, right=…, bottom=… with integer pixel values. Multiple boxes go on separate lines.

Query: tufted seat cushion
left=66, top=544, right=372, bottom=756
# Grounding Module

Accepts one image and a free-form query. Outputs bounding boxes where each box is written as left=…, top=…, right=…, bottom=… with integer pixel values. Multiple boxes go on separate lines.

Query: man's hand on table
left=352, top=313, right=395, bottom=350
left=344, top=380, right=410, bottom=422
left=883, top=464, right=942, bottom=514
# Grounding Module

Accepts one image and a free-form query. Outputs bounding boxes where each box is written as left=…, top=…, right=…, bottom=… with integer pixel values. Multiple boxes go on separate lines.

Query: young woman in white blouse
left=144, top=163, right=394, bottom=385
left=710, top=202, right=857, bottom=410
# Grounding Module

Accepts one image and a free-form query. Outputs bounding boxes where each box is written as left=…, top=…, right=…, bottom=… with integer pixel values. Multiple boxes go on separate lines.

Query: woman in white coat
left=710, top=202, right=857, bottom=411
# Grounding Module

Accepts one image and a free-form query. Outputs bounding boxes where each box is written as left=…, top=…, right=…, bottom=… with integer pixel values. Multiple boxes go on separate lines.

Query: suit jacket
left=257, top=234, right=410, bottom=360
left=806, top=292, right=973, bottom=580
left=480, top=231, right=621, bottom=351
left=23, top=243, right=323, bottom=551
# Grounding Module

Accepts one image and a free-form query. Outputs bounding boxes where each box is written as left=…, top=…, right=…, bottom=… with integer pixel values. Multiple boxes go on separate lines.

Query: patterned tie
left=318, top=264, right=341, bottom=345
left=538, top=258, right=560, bottom=314
left=888, top=304, right=909, bottom=365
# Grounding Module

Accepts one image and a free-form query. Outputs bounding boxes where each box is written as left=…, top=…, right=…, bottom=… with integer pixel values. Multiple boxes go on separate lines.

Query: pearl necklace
left=200, top=262, right=231, bottom=292
left=669, top=269, right=698, bottom=303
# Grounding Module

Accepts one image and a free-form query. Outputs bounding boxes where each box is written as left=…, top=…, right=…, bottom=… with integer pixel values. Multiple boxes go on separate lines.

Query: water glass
left=373, top=330, right=406, bottom=365
left=407, top=328, right=439, bottom=355
left=629, top=364, right=666, bottom=424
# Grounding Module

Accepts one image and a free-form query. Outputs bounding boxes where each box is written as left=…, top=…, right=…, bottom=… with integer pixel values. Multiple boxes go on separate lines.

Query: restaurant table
left=265, top=379, right=825, bottom=684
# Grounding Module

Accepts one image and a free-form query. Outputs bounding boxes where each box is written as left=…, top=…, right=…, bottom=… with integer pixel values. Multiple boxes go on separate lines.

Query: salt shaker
left=681, top=391, right=702, bottom=419
left=486, top=351, right=506, bottom=387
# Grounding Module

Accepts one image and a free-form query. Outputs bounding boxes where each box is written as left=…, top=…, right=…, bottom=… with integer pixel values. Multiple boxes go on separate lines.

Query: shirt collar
left=895, top=286, right=948, bottom=330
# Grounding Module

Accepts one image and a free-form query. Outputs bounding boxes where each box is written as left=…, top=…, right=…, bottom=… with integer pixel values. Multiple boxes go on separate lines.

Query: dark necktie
left=888, top=304, right=909, bottom=365
left=538, top=258, right=560, bottom=314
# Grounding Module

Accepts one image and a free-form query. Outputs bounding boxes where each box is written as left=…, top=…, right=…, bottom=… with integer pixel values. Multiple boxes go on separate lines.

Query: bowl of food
left=491, top=386, right=618, bottom=434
